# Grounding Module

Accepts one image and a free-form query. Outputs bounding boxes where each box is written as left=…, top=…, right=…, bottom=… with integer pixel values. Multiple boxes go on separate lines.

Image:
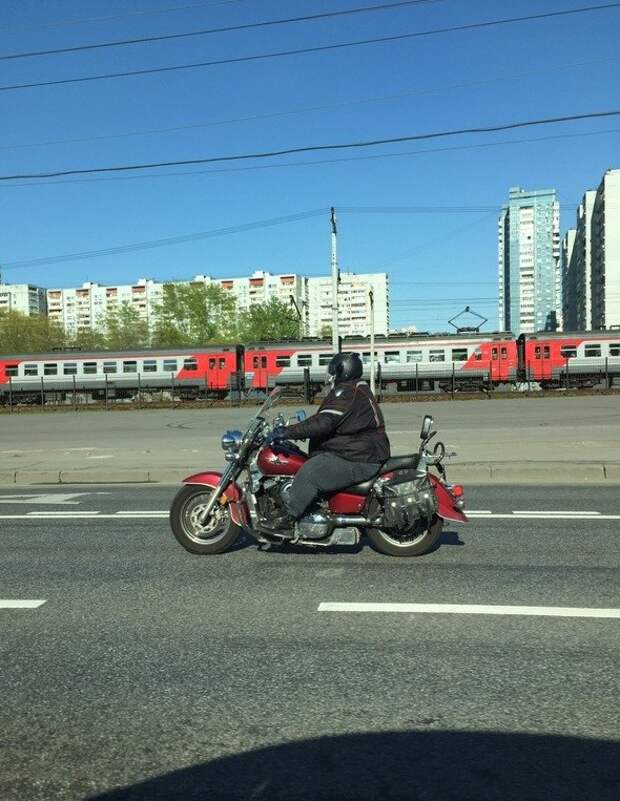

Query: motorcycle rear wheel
left=367, top=515, right=443, bottom=557
left=170, top=485, right=241, bottom=555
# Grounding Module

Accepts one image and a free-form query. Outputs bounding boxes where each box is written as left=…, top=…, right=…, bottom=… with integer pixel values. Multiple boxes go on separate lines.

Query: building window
left=63, top=362, right=78, bottom=375
left=163, top=359, right=178, bottom=372
left=584, top=345, right=601, bottom=358
left=103, top=361, right=118, bottom=374
left=83, top=362, right=97, bottom=374
left=44, top=363, right=58, bottom=376
left=297, top=354, right=312, bottom=367
left=451, top=348, right=468, bottom=362
left=6, top=364, right=18, bottom=377
left=319, top=353, right=335, bottom=366
left=275, top=356, right=290, bottom=367
left=429, top=350, right=445, bottom=363
left=123, top=360, right=138, bottom=373
left=183, top=358, right=198, bottom=371
left=142, top=360, right=157, bottom=373
left=24, top=364, right=38, bottom=376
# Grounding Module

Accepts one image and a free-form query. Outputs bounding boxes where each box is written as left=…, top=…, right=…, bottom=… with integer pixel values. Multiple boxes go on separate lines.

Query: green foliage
left=0, top=309, right=66, bottom=353
left=152, top=283, right=237, bottom=346
left=319, top=324, right=332, bottom=339
left=237, top=297, right=301, bottom=342
left=103, top=302, right=149, bottom=350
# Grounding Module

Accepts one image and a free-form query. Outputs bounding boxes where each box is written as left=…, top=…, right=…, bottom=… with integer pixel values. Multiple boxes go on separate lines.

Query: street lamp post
left=369, top=289, right=376, bottom=395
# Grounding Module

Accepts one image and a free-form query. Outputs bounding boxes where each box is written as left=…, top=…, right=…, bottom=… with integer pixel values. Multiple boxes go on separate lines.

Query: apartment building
left=0, top=283, right=47, bottom=317
left=305, top=272, right=389, bottom=337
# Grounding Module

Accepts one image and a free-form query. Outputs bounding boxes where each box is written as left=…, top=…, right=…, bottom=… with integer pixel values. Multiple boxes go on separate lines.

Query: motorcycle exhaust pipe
left=332, top=515, right=370, bottom=526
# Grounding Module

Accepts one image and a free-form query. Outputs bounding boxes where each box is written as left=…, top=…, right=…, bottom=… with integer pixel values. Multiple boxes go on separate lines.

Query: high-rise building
left=498, top=186, right=561, bottom=335
left=561, top=228, right=577, bottom=330
left=0, top=283, right=47, bottom=317
left=591, top=168, right=620, bottom=330
left=305, top=272, right=389, bottom=338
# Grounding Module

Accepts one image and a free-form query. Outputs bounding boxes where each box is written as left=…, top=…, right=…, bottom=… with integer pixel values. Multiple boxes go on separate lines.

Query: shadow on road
left=85, top=728, right=619, bottom=800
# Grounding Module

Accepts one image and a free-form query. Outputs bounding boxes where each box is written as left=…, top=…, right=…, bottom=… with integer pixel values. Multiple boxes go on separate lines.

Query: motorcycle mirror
left=296, top=410, right=307, bottom=422
left=420, top=415, right=434, bottom=440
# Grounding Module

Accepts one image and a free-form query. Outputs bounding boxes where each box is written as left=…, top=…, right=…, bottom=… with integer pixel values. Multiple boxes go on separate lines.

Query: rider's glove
left=266, top=426, right=286, bottom=445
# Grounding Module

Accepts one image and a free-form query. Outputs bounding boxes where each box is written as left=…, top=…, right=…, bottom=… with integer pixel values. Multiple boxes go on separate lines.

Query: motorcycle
left=169, top=388, right=468, bottom=557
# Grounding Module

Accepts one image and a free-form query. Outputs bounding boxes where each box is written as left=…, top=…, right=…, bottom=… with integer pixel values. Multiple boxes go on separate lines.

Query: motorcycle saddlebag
left=381, top=470, right=437, bottom=530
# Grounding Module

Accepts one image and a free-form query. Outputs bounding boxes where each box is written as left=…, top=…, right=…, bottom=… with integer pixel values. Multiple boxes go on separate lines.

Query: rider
left=273, top=352, right=390, bottom=526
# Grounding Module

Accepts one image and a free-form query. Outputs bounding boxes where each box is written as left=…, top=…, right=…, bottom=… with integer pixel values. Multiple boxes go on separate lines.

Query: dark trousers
left=286, top=452, right=381, bottom=519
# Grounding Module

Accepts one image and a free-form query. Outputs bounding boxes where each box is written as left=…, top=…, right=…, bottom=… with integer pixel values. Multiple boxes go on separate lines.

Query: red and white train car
left=519, top=331, right=620, bottom=386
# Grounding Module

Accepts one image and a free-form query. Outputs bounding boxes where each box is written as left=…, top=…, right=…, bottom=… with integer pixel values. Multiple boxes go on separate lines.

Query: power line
left=3, top=110, right=618, bottom=182
left=1, top=209, right=327, bottom=270
left=2, top=3, right=618, bottom=92
left=0, top=1, right=443, bottom=61
left=4, top=54, right=617, bottom=152
left=0, top=0, right=249, bottom=34
left=2, top=126, right=618, bottom=189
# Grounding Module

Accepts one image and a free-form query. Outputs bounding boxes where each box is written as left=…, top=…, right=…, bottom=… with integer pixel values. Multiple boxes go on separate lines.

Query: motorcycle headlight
left=221, top=430, right=243, bottom=455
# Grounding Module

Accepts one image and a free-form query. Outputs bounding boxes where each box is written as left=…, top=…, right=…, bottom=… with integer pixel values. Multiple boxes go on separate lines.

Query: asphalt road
left=1, top=485, right=619, bottom=801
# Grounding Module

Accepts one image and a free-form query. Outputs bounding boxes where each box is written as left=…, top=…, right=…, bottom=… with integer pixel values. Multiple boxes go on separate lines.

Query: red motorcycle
left=170, top=388, right=467, bottom=557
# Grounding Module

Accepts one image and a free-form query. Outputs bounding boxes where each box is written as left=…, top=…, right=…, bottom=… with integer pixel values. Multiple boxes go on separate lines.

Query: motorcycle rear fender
left=429, top=474, right=468, bottom=523
left=183, top=471, right=250, bottom=527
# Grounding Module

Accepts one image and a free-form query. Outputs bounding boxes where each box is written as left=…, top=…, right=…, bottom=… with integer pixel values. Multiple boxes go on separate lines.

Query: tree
left=0, top=309, right=66, bottom=353
left=319, top=324, right=332, bottom=340
left=152, top=283, right=237, bottom=346
left=237, top=297, right=301, bottom=342
left=102, top=302, right=149, bottom=350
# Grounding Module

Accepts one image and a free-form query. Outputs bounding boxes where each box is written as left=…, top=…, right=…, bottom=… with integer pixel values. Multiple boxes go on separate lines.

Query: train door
left=533, top=343, right=553, bottom=382
left=489, top=345, right=500, bottom=383
left=250, top=354, right=269, bottom=390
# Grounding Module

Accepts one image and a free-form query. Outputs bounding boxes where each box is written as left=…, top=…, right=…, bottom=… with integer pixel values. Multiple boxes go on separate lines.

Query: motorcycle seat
left=382, top=454, right=420, bottom=472
left=344, top=477, right=378, bottom=496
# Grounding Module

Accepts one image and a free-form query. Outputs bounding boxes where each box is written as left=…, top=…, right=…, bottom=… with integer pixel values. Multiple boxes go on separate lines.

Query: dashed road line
left=318, top=602, right=620, bottom=619
left=0, top=599, right=46, bottom=609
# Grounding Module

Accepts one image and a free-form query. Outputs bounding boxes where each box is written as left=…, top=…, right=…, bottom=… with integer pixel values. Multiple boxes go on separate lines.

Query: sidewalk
left=2, top=395, right=619, bottom=485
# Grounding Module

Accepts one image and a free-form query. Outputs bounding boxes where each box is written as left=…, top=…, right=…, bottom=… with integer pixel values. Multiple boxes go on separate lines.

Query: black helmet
left=327, top=352, right=363, bottom=384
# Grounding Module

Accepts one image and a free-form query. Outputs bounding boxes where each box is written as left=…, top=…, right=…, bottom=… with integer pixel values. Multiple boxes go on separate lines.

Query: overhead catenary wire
left=2, top=110, right=619, bottom=182
left=2, top=127, right=618, bottom=189
left=0, top=1, right=444, bottom=61
left=2, top=3, right=619, bottom=92
left=4, top=53, right=618, bottom=152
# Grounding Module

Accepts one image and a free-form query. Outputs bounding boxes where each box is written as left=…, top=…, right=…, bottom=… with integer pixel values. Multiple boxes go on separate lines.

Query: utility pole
left=330, top=207, right=340, bottom=354
left=289, top=294, right=305, bottom=340
left=369, top=289, right=376, bottom=394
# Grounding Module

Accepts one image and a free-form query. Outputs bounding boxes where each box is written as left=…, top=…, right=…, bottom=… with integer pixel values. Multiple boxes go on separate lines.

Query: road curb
left=1, top=462, right=620, bottom=485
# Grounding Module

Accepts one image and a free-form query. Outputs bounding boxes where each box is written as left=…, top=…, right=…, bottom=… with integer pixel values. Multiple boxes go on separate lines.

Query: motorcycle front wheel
left=170, top=485, right=241, bottom=555
left=367, top=515, right=443, bottom=557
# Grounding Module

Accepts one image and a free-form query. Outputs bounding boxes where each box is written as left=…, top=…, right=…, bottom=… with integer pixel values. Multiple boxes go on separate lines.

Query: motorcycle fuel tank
left=257, top=445, right=307, bottom=476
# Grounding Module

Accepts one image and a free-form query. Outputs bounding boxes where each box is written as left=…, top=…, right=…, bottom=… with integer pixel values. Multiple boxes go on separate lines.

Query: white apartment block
left=0, top=283, right=47, bottom=317
left=44, top=270, right=389, bottom=339
left=561, top=228, right=577, bottom=330
left=306, top=272, right=389, bottom=338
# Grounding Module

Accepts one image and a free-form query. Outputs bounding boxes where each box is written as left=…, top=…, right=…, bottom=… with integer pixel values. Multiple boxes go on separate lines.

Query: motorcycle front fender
left=183, top=471, right=250, bottom=527
left=430, top=474, right=468, bottom=524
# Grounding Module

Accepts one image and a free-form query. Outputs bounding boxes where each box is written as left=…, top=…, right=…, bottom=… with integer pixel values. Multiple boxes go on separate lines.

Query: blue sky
left=1, top=0, right=619, bottom=331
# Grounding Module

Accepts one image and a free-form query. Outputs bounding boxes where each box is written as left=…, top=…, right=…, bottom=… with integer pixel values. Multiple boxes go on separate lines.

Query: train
left=1, top=329, right=619, bottom=405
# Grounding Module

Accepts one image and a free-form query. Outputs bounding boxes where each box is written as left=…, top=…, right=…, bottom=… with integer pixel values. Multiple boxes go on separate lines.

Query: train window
left=610, top=345, right=620, bottom=357
left=319, top=353, right=334, bottom=366
left=492, top=347, right=499, bottom=360
left=297, top=354, right=312, bottom=367
left=451, top=348, right=468, bottom=362
left=208, top=358, right=216, bottom=369
left=83, top=362, right=97, bottom=374
left=253, top=356, right=267, bottom=369
left=534, top=346, right=542, bottom=360
left=142, top=360, right=157, bottom=373
left=473, top=351, right=483, bottom=361
left=123, top=360, right=137, bottom=373
left=44, top=363, right=58, bottom=376
left=24, top=364, right=38, bottom=376
left=543, top=346, right=550, bottom=359
left=183, top=358, right=198, bottom=371
left=362, top=352, right=371, bottom=364
left=501, top=347, right=508, bottom=360
left=219, top=358, right=226, bottom=369
left=384, top=351, right=401, bottom=364
left=406, top=350, right=422, bottom=363
left=5, top=364, right=18, bottom=377
left=276, top=356, right=290, bottom=367
left=163, top=359, right=178, bottom=372
left=560, top=346, right=576, bottom=359
left=584, top=344, right=601, bottom=358
left=63, top=362, right=78, bottom=375
left=429, top=350, right=445, bottom=363
left=103, top=361, right=118, bottom=374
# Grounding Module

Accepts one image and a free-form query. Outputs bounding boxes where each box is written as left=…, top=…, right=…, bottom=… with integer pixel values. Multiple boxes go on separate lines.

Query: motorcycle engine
left=296, top=511, right=330, bottom=540
left=256, top=477, right=294, bottom=530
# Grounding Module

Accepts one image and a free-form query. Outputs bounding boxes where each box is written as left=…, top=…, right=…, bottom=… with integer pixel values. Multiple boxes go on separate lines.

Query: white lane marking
left=514, top=510, right=601, bottom=516
left=0, top=513, right=167, bottom=519
left=0, top=493, right=92, bottom=505
left=87, top=455, right=114, bottom=460
left=318, top=602, right=620, bottom=619
left=0, top=600, right=46, bottom=609
left=473, top=514, right=620, bottom=520
left=464, top=510, right=492, bottom=514
left=27, top=511, right=100, bottom=516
